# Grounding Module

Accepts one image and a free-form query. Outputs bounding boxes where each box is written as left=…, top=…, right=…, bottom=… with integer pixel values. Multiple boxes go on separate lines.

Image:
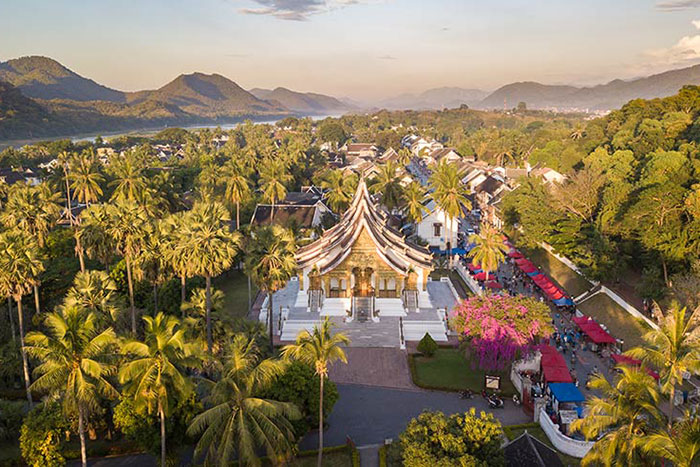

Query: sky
left=0, top=0, right=699, bottom=100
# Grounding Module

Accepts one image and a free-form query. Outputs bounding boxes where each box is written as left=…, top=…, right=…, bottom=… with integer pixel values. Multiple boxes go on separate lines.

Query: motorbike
left=512, top=394, right=521, bottom=406
left=459, top=389, right=474, bottom=399
left=487, top=395, right=504, bottom=409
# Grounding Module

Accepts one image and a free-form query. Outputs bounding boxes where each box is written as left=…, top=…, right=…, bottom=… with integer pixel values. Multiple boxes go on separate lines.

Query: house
left=461, top=167, right=488, bottom=192
left=379, top=147, right=399, bottom=163
left=0, top=168, right=41, bottom=186
left=427, top=147, right=461, bottom=165
left=342, top=143, right=379, bottom=159
left=415, top=200, right=460, bottom=250
left=474, top=175, right=510, bottom=228
left=250, top=189, right=333, bottom=230
left=531, top=167, right=566, bottom=185
left=502, top=431, right=563, bottom=467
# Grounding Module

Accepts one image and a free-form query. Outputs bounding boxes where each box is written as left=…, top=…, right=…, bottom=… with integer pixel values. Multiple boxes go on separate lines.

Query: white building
left=416, top=200, right=460, bottom=250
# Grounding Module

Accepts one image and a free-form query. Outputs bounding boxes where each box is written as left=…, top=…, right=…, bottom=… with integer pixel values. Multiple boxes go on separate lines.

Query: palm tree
left=571, top=366, right=664, bottom=466
left=320, top=170, right=357, bottom=214
left=468, top=224, right=509, bottom=277
left=69, top=149, right=104, bottom=206
left=222, top=159, right=251, bottom=229
left=369, top=162, right=403, bottom=212
left=25, top=306, right=118, bottom=467
left=0, top=231, right=44, bottom=404
left=1, top=183, right=61, bottom=313
left=643, top=415, right=700, bottom=467
left=244, top=225, right=297, bottom=353
left=161, top=212, right=191, bottom=311
left=429, top=160, right=471, bottom=267
left=187, top=335, right=300, bottom=466
left=402, top=181, right=427, bottom=224
left=259, top=159, right=291, bottom=222
left=178, top=202, right=241, bottom=355
left=105, top=200, right=151, bottom=334
left=398, top=148, right=412, bottom=167
left=63, top=270, right=121, bottom=326
left=181, top=287, right=226, bottom=350
left=109, top=152, right=147, bottom=202
left=119, top=313, right=199, bottom=467
left=134, top=221, right=170, bottom=314
left=282, top=318, right=350, bottom=467
left=78, top=204, right=116, bottom=271
left=627, top=304, right=700, bottom=428
left=197, top=164, right=220, bottom=202
left=58, top=151, right=86, bottom=272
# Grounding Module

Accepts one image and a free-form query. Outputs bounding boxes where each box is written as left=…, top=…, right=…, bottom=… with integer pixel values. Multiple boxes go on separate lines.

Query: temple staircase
left=353, top=296, right=373, bottom=322
left=402, top=290, right=418, bottom=313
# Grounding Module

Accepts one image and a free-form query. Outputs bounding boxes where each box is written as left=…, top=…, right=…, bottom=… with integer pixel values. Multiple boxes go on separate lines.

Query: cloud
left=441, top=27, right=450, bottom=31
left=694, top=19, right=700, bottom=28
left=238, top=0, right=373, bottom=21
left=656, top=0, right=700, bottom=11
left=378, top=54, right=396, bottom=60
left=645, top=33, right=700, bottom=68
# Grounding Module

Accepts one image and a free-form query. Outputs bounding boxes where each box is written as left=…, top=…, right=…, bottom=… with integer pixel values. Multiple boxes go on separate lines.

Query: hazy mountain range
left=1, top=55, right=700, bottom=141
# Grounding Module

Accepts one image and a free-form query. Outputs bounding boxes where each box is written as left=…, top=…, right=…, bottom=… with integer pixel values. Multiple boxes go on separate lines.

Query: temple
left=295, top=179, right=433, bottom=319
left=261, top=179, right=454, bottom=346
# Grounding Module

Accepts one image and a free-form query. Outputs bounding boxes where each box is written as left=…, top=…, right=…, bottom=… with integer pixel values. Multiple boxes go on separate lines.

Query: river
left=0, top=112, right=346, bottom=149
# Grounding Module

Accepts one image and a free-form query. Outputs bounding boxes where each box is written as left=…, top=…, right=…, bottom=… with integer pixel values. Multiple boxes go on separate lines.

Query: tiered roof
left=296, top=179, right=432, bottom=275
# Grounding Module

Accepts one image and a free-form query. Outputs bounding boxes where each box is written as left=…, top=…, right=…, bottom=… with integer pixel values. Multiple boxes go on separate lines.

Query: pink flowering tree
left=450, top=294, right=553, bottom=371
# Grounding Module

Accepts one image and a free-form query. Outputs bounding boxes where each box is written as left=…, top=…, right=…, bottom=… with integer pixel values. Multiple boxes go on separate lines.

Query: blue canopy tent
left=429, top=247, right=469, bottom=256
left=526, top=271, right=542, bottom=277
left=548, top=383, right=585, bottom=403
left=553, top=298, right=575, bottom=307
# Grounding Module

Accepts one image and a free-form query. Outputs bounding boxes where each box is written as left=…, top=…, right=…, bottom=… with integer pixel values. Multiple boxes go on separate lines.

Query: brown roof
left=295, top=179, right=432, bottom=275
left=251, top=205, right=317, bottom=228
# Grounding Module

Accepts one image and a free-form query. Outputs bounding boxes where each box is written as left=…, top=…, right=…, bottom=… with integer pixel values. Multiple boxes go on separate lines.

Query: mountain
left=480, top=64, right=700, bottom=111
left=380, top=87, right=488, bottom=110
left=128, top=73, right=283, bottom=117
left=0, top=56, right=126, bottom=102
left=249, top=87, right=349, bottom=113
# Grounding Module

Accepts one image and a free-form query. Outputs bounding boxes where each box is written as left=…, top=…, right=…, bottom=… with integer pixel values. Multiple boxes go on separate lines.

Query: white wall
left=416, top=208, right=459, bottom=249
left=538, top=409, right=594, bottom=458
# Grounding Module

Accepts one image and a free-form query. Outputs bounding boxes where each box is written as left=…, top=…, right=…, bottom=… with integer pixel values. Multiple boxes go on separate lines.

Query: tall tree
left=119, top=313, right=199, bottom=467
left=259, top=159, right=291, bottom=222
left=320, top=170, right=357, bottom=214
left=188, top=335, right=300, bottom=466
left=429, top=160, right=470, bottom=267
left=402, top=181, right=427, bottom=224
left=643, top=416, right=700, bottom=467
left=244, top=225, right=297, bottom=353
left=0, top=232, right=44, bottom=404
left=368, top=162, right=404, bottom=212
left=109, top=151, right=147, bottom=202
left=282, top=318, right=350, bottom=467
left=69, top=149, right=104, bottom=206
left=222, top=159, right=251, bottom=229
left=571, top=366, right=664, bottom=466
left=25, top=306, right=118, bottom=467
left=468, top=224, right=509, bottom=276
left=58, top=151, right=86, bottom=272
left=161, top=212, right=191, bottom=312
left=627, top=304, right=700, bottom=429
left=105, top=200, right=151, bottom=334
left=78, top=204, right=116, bottom=271
left=177, top=202, right=241, bottom=355
left=63, top=270, right=121, bottom=326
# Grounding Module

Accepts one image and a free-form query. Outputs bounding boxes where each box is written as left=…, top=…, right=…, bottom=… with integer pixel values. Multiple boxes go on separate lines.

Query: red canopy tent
left=467, top=263, right=482, bottom=272
left=543, top=365, right=574, bottom=383
left=508, top=250, right=524, bottom=259
left=573, top=316, right=617, bottom=345
left=515, top=258, right=532, bottom=267
left=540, top=345, right=573, bottom=383
left=485, top=281, right=503, bottom=289
left=611, top=354, right=660, bottom=380
left=474, top=271, right=495, bottom=281
left=545, top=289, right=565, bottom=300
left=520, top=264, right=538, bottom=274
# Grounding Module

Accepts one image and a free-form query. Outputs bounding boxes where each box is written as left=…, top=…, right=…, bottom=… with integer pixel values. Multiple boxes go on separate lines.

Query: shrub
left=399, top=409, right=504, bottom=466
left=0, top=399, right=28, bottom=442
left=19, top=402, right=68, bottom=467
left=417, top=333, right=438, bottom=357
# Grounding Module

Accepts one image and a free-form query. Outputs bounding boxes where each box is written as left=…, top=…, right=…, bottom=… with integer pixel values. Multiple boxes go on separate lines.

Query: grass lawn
left=504, top=423, right=580, bottom=466
left=430, top=269, right=473, bottom=299
left=577, top=293, right=650, bottom=350
left=411, top=348, right=516, bottom=395
left=523, top=247, right=592, bottom=297
left=213, top=270, right=257, bottom=319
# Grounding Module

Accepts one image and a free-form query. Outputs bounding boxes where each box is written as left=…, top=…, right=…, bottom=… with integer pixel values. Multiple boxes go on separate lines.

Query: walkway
left=299, top=383, right=531, bottom=450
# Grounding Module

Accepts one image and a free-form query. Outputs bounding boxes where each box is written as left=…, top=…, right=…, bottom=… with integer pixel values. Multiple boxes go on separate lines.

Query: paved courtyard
left=329, top=348, right=414, bottom=389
